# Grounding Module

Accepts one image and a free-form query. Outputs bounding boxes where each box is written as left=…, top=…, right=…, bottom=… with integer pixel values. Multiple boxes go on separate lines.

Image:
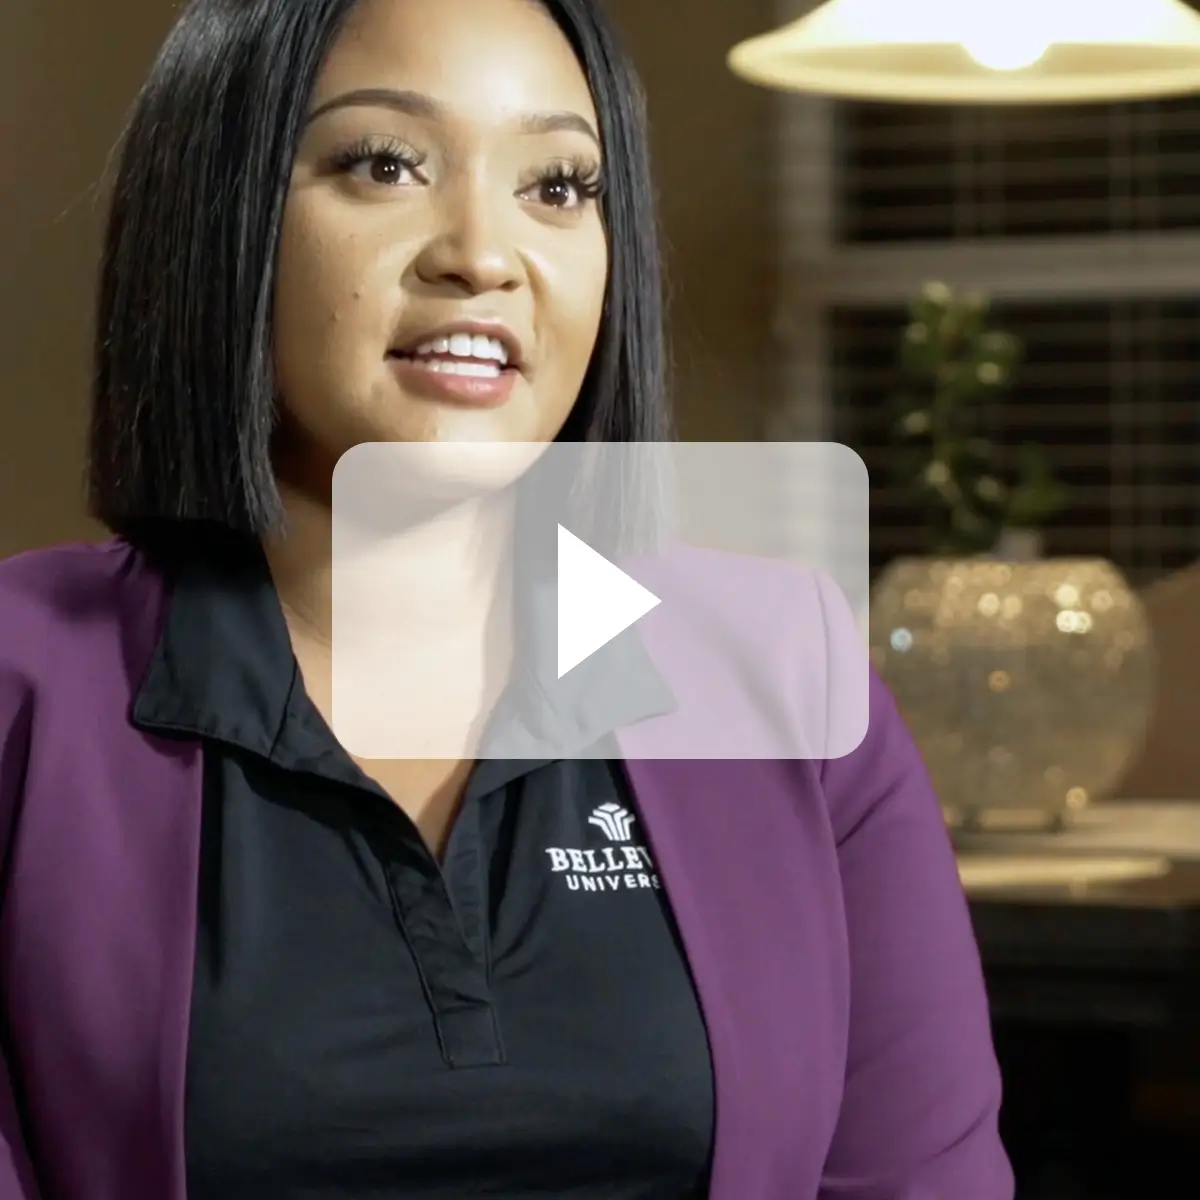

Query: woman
left=0, top=0, right=1013, bottom=1197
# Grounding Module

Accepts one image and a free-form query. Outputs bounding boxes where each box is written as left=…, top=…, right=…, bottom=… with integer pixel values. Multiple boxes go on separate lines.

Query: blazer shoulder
left=628, top=543, right=869, bottom=762
left=642, top=542, right=846, bottom=632
left=0, top=538, right=159, bottom=679
left=648, top=541, right=824, bottom=589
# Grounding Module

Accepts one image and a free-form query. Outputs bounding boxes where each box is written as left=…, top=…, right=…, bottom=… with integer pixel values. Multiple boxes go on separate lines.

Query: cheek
left=276, top=225, right=335, bottom=337
left=539, top=227, right=608, bottom=377
left=272, top=201, right=383, bottom=382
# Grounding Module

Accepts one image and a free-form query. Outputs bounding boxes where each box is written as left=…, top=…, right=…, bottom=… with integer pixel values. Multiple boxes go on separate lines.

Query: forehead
left=314, top=0, right=599, bottom=125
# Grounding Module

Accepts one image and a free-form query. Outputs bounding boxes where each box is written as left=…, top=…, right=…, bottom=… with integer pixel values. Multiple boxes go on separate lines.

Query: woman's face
left=272, top=0, right=608, bottom=472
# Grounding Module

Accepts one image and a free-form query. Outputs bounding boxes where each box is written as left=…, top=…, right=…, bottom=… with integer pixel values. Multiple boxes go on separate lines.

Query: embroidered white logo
left=545, top=803, right=661, bottom=893
left=587, top=801, right=637, bottom=842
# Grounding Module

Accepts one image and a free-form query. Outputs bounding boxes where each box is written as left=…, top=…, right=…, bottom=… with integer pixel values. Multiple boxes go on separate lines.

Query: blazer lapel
left=1, top=554, right=203, bottom=1200
left=620, top=753, right=846, bottom=1200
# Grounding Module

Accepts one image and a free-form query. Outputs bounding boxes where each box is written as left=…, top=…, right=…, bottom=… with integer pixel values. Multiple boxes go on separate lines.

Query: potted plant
left=868, top=282, right=1154, bottom=832
left=889, top=280, right=1066, bottom=559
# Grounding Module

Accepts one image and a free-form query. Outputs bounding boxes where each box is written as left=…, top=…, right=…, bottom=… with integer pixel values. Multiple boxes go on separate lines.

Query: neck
left=263, top=476, right=517, bottom=653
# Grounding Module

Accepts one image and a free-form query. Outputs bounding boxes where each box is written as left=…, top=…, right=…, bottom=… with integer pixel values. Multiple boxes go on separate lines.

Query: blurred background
left=6, top=0, right=1200, bottom=1197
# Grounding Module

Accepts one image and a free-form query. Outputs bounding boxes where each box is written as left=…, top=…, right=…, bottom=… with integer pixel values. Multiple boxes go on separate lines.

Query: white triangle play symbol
left=557, top=524, right=661, bottom=679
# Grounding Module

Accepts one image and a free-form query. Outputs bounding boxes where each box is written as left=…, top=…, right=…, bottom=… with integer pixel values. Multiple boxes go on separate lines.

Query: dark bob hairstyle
left=88, top=0, right=671, bottom=540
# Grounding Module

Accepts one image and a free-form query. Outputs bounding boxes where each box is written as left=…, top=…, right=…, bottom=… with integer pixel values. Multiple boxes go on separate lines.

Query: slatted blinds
left=835, top=98, right=1200, bottom=242
left=780, top=2, right=1200, bottom=585
left=831, top=299, right=1200, bottom=580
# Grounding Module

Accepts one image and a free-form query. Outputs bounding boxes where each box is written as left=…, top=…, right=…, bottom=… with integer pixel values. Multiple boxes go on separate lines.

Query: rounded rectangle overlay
left=330, top=441, right=870, bottom=761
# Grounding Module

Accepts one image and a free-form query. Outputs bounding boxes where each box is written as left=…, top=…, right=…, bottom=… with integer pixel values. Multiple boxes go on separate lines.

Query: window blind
left=835, top=94, right=1200, bottom=243
left=829, top=299, right=1200, bottom=585
left=771, top=0, right=1200, bottom=587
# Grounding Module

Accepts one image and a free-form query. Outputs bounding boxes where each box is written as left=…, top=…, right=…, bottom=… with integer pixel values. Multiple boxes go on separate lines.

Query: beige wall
left=0, top=2, right=174, bottom=556
left=0, top=0, right=776, bottom=558
left=604, top=0, right=776, bottom=443
left=1116, top=563, right=1200, bottom=799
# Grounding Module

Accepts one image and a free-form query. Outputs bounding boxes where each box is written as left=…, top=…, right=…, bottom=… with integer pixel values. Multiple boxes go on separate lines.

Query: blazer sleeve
left=0, top=657, right=44, bottom=1198
left=817, top=667, right=1014, bottom=1199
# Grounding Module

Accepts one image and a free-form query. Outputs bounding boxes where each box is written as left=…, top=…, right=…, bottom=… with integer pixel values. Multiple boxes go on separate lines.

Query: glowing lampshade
left=728, top=0, right=1200, bottom=104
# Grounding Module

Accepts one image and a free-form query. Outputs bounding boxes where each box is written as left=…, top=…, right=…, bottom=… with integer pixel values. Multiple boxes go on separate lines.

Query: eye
left=521, top=162, right=604, bottom=211
left=329, top=137, right=425, bottom=188
left=539, top=176, right=581, bottom=209
left=352, top=153, right=420, bottom=187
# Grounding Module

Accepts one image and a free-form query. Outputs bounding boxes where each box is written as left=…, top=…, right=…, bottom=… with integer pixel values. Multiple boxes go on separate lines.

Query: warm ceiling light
left=728, top=0, right=1200, bottom=104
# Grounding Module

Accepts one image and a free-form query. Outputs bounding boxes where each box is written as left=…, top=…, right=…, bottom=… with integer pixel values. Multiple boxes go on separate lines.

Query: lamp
left=728, top=0, right=1200, bottom=104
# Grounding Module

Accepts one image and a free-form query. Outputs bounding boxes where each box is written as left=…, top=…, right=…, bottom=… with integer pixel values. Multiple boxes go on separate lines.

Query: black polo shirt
left=131, top=538, right=715, bottom=1199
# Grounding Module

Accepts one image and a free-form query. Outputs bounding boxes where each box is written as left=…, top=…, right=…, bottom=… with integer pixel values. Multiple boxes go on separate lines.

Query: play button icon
left=557, top=525, right=661, bottom=678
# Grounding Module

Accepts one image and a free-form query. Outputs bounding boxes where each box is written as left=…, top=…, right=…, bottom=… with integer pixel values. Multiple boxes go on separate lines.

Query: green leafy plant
left=889, top=281, right=1067, bottom=556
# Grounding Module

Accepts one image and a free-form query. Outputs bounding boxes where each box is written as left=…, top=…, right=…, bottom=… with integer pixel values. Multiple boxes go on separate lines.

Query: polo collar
left=132, top=533, right=675, bottom=771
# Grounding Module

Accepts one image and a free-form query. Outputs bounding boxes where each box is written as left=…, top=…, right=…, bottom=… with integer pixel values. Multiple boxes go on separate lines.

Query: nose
left=412, top=182, right=525, bottom=296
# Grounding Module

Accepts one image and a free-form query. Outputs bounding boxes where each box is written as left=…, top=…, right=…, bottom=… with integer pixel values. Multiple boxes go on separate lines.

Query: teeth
left=410, top=332, right=509, bottom=365
left=472, top=333, right=501, bottom=362
left=409, top=359, right=501, bottom=378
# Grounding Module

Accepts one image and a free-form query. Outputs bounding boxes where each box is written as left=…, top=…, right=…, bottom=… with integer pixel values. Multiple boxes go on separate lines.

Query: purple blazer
left=0, top=538, right=1012, bottom=1200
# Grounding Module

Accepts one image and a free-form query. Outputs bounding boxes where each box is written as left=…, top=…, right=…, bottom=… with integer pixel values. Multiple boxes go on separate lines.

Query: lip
left=388, top=317, right=526, bottom=372
left=386, top=355, right=520, bottom=408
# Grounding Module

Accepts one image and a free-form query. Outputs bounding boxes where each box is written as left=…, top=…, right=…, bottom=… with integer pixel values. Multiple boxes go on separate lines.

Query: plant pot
left=989, top=526, right=1043, bottom=561
left=869, top=556, right=1156, bottom=832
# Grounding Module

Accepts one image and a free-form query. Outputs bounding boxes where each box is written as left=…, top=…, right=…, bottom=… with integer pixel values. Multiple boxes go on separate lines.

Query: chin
left=381, top=390, right=560, bottom=445
left=332, top=438, right=551, bottom=514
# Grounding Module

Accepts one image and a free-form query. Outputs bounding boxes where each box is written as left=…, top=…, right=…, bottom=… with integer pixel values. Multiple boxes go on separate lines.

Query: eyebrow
left=305, top=87, right=600, bottom=148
